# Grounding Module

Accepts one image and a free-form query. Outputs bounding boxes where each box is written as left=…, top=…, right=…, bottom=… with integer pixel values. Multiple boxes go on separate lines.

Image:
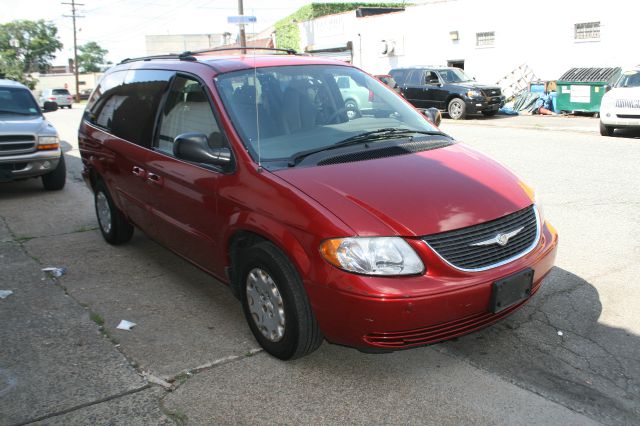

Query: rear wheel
left=345, top=99, right=360, bottom=120
left=94, top=180, right=134, bottom=245
left=239, top=242, right=323, bottom=360
left=448, top=98, right=467, bottom=120
left=599, top=121, right=614, bottom=136
left=41, top=154, right=66, bottom=191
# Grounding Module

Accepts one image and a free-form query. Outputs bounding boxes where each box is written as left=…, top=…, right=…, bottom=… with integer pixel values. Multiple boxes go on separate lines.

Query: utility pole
left=63, top=0, right=84, bottom=102
left=237, top=0, right=246, bottom=53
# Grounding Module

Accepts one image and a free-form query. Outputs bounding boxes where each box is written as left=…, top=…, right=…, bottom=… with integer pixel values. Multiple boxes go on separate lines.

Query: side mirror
left=173, top=132, right=232, bottom=169
left=423, top=107, right=442, bottom=126
left=43, top=101, right=58, bottom=112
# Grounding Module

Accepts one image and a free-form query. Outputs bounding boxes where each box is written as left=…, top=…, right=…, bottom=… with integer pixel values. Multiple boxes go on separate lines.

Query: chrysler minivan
left=78, top=49, right=557, bottom=360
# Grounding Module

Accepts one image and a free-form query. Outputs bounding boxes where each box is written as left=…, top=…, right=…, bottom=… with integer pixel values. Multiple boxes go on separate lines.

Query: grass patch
left=165, top=409, right=188, bottom=425
left=90, top=312, right=104, bottom=326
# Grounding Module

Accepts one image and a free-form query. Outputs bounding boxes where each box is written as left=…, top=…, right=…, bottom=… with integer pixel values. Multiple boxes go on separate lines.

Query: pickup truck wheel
left=345, top=99, right=360, bottom=120
left=239, top=242, right=323, bottom=360
left=41, top=154, right=66, bottom=191
left=599, top=121, right=614, bottom=136
left=94, top=181, right=134, bottom=245
left=448, top=98, right=467, bottom=120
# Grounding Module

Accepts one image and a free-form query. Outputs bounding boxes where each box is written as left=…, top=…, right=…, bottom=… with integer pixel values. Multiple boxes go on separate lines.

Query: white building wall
left=298, top=0, right=637, bottom=83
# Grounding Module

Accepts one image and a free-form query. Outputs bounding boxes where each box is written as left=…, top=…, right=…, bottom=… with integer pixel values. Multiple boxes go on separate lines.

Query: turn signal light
left=37, top=143, right=60, bottom=150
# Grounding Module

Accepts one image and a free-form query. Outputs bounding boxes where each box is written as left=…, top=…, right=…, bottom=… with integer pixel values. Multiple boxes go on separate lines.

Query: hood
left=0, top=114, right=55, bottom=136
left=606, top=86, right=640, bottom=99
left=273, top=144, right=533, bottom=237
left=453, top=82, right=501, bottom=91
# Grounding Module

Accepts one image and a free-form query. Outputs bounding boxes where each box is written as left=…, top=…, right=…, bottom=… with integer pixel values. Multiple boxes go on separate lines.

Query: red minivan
left=78, top=49, right=557, bottom=360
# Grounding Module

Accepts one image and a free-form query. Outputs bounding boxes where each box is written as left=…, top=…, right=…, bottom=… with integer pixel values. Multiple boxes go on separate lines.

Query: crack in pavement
left=9, top=384, right=152, bottom=426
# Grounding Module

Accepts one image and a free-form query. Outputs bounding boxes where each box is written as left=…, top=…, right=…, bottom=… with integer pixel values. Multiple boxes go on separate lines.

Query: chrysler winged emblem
left=471, top=226, right=524, bottom=247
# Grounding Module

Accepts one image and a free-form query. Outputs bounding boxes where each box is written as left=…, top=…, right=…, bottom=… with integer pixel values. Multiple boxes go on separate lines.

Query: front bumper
left=0, top=149, right=61, bottom=181
left=600, top=107, right=640, bottom=127
left=465, top=96, right=505, bottom=114
left=307, top=220, right=558, bottom=350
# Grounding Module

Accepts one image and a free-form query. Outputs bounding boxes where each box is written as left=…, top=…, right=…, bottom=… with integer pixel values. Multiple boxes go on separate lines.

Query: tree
left=77, top=41, right=109, bottom=73
left=0, top=20, right=63, bottom=88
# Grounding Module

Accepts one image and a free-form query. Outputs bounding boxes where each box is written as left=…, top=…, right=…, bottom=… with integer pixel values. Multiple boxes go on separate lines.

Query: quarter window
left=405, top=70, right=423, bottom=86
left=575, top=21, right=600, bottom=40
left=157, top=76, right=223, bottom=155
left=476, top=31, right=495, bottom=47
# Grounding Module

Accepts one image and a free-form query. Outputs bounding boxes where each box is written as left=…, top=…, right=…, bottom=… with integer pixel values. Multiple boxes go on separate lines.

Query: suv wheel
left=94, top=180, right=134, bottom=245
left=41, top=154, right=66, bottom=191
left=448, top=98, right=467, bottom=120
left=239, top=242, right=323, bottom=360
left=599, top=121, right=614, bottom=136
left=345, top=100, right=360, bottom=120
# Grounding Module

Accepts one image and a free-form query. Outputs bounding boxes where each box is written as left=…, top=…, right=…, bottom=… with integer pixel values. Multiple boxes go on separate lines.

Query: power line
left=62, top=0, right=84, bottom=102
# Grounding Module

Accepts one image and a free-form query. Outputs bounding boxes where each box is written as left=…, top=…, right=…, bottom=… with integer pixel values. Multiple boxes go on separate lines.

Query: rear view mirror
left=173, top=132, right=232, bottom=169
left=423, top=107, right=442, bottom=126
left=43, top=101, right=58, bottom=112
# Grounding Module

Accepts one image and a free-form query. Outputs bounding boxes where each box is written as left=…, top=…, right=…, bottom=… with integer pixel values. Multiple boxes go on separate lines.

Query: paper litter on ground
left=117, top=320, right=136, bottom=331
left=42, top=267, right=67, bottom=278
left=0, top=290, right=13, bottom=299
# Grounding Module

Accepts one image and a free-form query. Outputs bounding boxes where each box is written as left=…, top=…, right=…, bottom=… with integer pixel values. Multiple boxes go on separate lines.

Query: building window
left=575, top=21, right=600, bottom=40
left=476, top=32, right=495, bottom=47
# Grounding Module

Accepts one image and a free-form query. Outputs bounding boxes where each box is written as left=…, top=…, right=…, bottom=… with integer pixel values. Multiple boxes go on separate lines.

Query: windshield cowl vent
left=316, top=139, right=452, bottom=166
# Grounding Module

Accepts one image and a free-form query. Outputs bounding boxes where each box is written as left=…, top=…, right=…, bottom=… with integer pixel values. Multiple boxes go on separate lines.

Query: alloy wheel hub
left=96, top=192, right=112, bottom=234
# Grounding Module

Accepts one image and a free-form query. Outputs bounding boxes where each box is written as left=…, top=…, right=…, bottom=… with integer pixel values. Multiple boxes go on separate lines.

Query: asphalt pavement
left=0, top=107, right=638, bottom=425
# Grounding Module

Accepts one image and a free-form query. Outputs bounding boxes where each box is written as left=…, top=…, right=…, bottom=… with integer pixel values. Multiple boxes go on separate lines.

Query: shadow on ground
left=438, top=266, right=639, bottom=425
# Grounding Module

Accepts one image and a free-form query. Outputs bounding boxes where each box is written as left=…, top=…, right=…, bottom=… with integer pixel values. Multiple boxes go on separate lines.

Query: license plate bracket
left=490, top=268, right=534, bottom=313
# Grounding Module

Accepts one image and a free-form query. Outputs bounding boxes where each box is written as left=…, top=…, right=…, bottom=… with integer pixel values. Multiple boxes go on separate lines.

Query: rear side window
left=156, top=75, right=224, bottom=155
left=85, top=69, right=173, bottom=148
left=389, top=69, right=407, bottom=85
left=405, top=70, right=424, bottom=86
left=52, top=89, right=70, bottom=95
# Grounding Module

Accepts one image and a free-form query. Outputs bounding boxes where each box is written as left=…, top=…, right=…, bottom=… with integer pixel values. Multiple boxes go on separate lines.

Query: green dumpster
left=556, top=67, right=621, bottom=113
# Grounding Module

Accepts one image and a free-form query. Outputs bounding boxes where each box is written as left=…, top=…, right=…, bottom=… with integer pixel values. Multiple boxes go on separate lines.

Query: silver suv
left=0, top=79, right=66, bottom=190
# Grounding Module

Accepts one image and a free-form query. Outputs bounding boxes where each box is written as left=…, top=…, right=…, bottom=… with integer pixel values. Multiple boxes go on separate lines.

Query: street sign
left=227, top=15, right=257, bottom=24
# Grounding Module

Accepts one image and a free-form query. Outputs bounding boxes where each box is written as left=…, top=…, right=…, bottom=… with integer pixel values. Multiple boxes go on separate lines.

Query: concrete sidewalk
left=444, top=114, right=601, bottom=134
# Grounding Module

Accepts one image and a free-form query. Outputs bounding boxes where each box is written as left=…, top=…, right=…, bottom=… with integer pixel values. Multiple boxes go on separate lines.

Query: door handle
left=146, top=172, right=162, bottom=185
left=132, top=166, right=146, bottom=177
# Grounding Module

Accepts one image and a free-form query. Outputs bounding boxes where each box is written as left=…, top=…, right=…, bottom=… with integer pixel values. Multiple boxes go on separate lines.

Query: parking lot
left=1, top=107, right=639, bottom=425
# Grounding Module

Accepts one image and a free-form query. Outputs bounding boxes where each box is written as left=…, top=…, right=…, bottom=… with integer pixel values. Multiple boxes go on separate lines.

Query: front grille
left=0, top=135, right=36, bottom=156
left=616, top=114, right=640, bottom=119
left=483, top=88, right=502, bottom=97
left=422, top=205, right=538, bottom=271
left=615, top=99, right=640, bottom=109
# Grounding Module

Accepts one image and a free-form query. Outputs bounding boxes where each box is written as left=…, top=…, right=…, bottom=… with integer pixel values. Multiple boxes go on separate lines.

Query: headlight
left=319, top=237, right=424, bottom=276
left=467, top=90, right=482, bottom=98
left=37, top=135, right=60, bottom=150
left=519, top=180, right=545, bottom=223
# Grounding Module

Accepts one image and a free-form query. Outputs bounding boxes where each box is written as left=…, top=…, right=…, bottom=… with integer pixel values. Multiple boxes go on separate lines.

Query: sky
left=2, top=0, right=404, bottom=66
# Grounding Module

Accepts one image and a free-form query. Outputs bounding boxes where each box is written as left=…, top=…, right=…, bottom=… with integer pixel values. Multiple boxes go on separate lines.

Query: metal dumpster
left=556, top=67, right=621, bottom=113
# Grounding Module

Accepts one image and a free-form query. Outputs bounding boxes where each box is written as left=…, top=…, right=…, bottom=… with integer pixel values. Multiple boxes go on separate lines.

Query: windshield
left=215, top=65, right=440, bottom=167
left=615, top=70, right=640, bottom=88
left=0, top=87, right=41, bottom=115
left=436, top=68, right=474, bottom=84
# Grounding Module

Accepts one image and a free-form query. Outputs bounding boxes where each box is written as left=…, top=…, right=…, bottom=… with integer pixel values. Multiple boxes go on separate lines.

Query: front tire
left=41, top=154, right=66, bottom=191
left=599, top=121, right=614, bottom=136
left=239, top=242, right=323, bottom=360
left=448, top=98, right=467, bottom=120
left=94, top=180, right=134, bottom=245
left=345, top=99, right=360, bottom=120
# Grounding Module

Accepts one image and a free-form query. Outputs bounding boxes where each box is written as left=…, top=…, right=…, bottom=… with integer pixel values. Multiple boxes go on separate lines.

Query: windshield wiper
left=288, top=128, right=446, bottom=167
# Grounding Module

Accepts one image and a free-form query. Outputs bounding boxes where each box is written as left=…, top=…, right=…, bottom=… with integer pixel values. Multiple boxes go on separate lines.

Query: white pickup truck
left=600, top=68, right=640, bottom=136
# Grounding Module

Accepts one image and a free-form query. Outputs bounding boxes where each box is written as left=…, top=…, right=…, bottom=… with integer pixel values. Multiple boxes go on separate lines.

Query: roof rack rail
left=119, top=53, right=196, bottom=65
left=182, top=47, right=297, bottom=56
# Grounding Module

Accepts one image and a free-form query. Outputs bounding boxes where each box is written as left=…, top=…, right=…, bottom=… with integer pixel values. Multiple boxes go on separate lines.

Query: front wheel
left=345, top=99, right=360, bottom=120
left=41, top=154, right=66, bottom=191
left=94, top=180, right=134, bottom=245
left=239, top=242, right=323, bottom=360
left=448, top=98, right=467, bottom=120
left=599, top=121, right=614, bottom=136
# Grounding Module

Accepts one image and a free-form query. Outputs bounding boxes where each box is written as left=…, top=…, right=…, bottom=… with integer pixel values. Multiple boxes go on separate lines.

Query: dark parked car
left=375, top=74, right=401, bottom=94
left=389, top=66, right=505, bottom=119
left=78, top=49, right=557, bottom=360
